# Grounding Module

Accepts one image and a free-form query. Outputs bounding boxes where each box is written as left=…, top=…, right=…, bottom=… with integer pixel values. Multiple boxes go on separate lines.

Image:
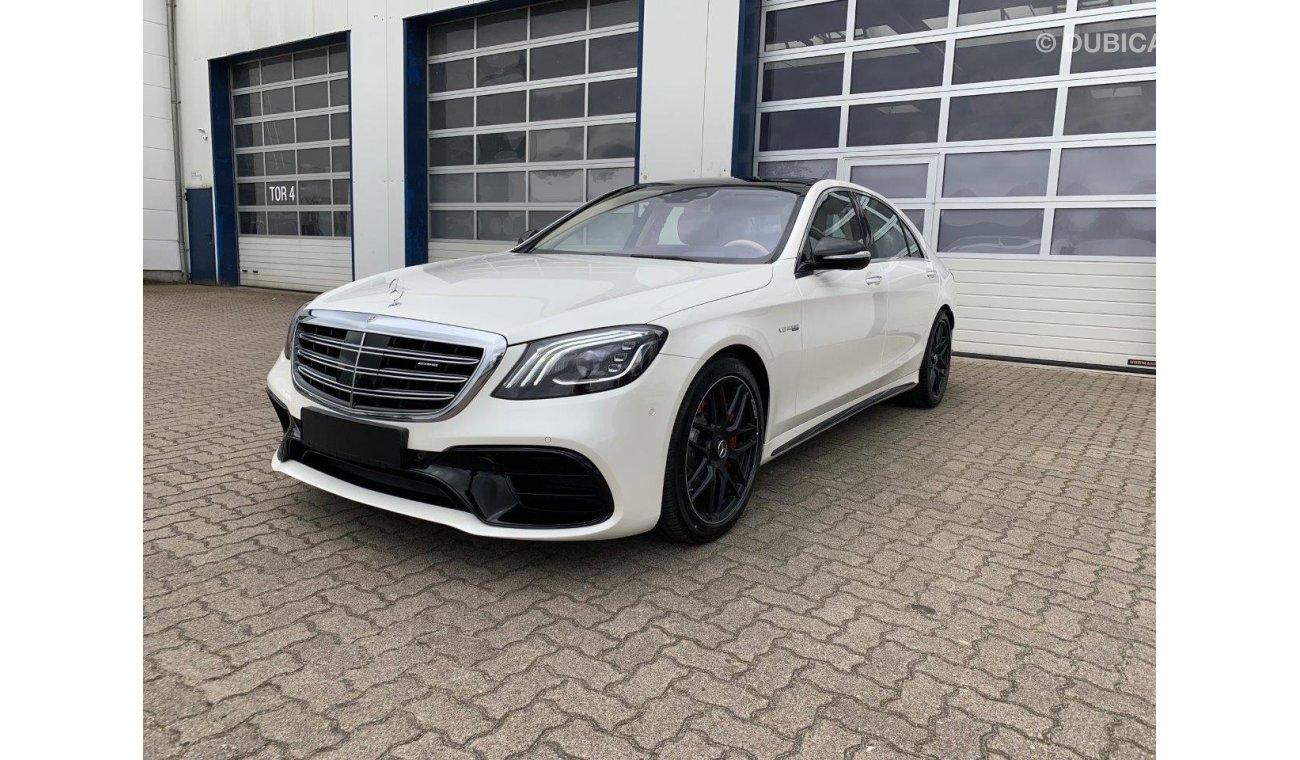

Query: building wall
left=144, top=0, right=182, bottom=275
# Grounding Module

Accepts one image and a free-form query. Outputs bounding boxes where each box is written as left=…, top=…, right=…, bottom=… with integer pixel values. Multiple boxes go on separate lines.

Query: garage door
left=753, top=0, right=1156, bottom=370
left=425, top=0, right=641, bottom=261
left=230, top=44, right=353, bottom=292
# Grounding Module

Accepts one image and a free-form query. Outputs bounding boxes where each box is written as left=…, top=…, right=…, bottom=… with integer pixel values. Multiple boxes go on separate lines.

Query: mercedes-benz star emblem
left=716, top=440, right=728, bottom=458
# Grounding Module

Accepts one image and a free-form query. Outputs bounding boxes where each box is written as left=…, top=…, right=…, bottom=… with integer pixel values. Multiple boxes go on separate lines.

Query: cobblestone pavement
left=144, top=284, right=1155, bottom=760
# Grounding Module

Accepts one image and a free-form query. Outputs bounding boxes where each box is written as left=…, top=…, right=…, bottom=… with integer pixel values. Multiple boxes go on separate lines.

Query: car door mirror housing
left=810, top=237, right=872, bottom=269
left=517, top=229, right=539, bottom=244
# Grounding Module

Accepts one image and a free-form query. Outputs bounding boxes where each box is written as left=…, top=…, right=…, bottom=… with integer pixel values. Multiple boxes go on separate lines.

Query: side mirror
left=810, top=237, right=871, bottom=269
left=517, top=229, right=539, bottom=244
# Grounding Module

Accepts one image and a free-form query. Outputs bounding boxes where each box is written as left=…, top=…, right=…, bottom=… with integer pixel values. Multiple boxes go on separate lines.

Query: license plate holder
left=301, top=408, right=408, bottom=469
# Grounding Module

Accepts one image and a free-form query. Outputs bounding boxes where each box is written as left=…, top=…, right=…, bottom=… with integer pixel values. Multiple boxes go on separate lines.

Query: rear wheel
left=657, top=357, right=764, bottom=544
left=903, top=312, right=953, bottom=408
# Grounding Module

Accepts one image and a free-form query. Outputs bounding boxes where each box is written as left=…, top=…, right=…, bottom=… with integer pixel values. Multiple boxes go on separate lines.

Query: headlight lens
left=493, top=325, right=667, bottom=400
left=283, top=305, right=310, bottom=359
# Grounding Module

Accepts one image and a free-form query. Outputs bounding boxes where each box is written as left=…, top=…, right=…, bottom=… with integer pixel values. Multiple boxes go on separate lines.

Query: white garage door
left=425, top=0, right=641, bottom=262
left=754, top=0, right=1156, bottom=369
left=230, top=44, right=353, bottom=292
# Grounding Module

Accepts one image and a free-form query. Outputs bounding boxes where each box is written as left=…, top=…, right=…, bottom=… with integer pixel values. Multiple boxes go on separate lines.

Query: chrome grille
left=291, top=310, right=507, bottom=420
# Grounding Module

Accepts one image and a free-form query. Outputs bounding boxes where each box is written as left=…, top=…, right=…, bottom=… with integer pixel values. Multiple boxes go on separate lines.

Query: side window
left=806, top=192, right=865, bottom=253
left=902, top=222, right=925, bottom=259
left=861, top=196, right=909, bottom=261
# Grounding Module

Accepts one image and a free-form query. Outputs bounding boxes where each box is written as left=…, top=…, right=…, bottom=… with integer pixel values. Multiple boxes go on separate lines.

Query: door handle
left=864, top=275, right=883, bottom=285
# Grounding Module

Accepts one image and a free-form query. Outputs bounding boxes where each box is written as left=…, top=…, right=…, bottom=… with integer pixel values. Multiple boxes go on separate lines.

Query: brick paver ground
left=144, top=284, right=1155, bottom=760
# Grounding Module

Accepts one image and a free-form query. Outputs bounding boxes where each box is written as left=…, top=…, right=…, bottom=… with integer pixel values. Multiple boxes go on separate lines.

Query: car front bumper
left=266, top=349, right=694, bottom=541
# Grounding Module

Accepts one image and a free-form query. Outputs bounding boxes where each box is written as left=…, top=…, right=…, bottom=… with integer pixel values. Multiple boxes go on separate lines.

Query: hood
left=311, top=252, right=772, bottom=343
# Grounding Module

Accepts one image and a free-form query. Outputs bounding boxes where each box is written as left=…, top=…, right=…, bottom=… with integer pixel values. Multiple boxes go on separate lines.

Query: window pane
left=265, top=149, right=296, bottom=175
left=1052, top=208, right=1154, bottom=256
left=765, top=1, right=847, bottom=52
left=430, top=210, right=475, bottom=239
left=532, top=0, right=586, bottom=38
left=295, top=115, right=329, bottom=143
left=262, top=87, right=294, bottom=115
left=430, top=59, right=474, bottom=91
left=589, top=33, right=638, bottom=72
left=477, top=91, right=526, bottom=126
left=847, top=99, right=940, bottom=145
left=530, top=127, right=585, bottom=161
left=1058, top=145, right=1155, bottom=195
left=476, top=171, right=526, bottom=202
left=267, top=211, right=298, bottom=235
left=1072, top=17, right=1157, bottom=72
left=530, top=41, right=585, bottom=80
left=334, top=211, right=351, bottom=236
left=947, top=89, right=1056, bottom=141
left=233, top=93, right=260, bottom=118
left=957, top=0, right=1065, bottom=26
left=530, top=169, right=584, bottom=202
left=862, top=197, right=909, bottom=260
left=332, top=147, right=350, bottom=172
left=327, top=81, right=347, bottom=108
left=478, top=210, right=527, bottom=241
left=429, top=97, right=474, bottom=130
left=478, top=131, right=527, bottom=164
left=238, top=211, right=267, bottom=234
left=265, top=181, right=297, bottom=206
left=477, top=9, right=527, bottom=47
left=298, top=179, right=332, bottom=204
left=429, top=19, right=475, bottom=55
left=329, top=45, right=348, bottom=73
left=850, top=43, right=945, bottom=93
left=530, top=84, right=585, bottom=121
left=261, top=55, right=293, bottom=83
left=850, top=164, right=929, bottom=199
left=529, top=210, right=569, bottom=230
left=333, top=178, right=350, bottom=204
left=942, top=150, right=1049, bottom=197
left=429, top=135, right=475, bottom=166
left=234, top=123, right=262, bottom=148
left=760, top=107, right=840, bottom=151
left=429, top=173, right=474, bottom=202
left=331, top=112, right=350, bottom=139
left=854, top=0, right=948, bottom=39
left=763, top=55, right=843, bottom=102
left=588, top=78, right=637, bottom=115
left=809, top=193, right=863, bottom=243
left=587, top=167, right=634, bottom=198
left=263, top=119, right=294, bottom=145
left=294, top=50, right=328, bottom=78
left=478, top=51, right=527, bottom=87
left=1064, top=80, right=1155, bottom=134
left=758, top=159, right=837, bottom=180
left=237, top=182, right=265, bottom=206
left=588, top=123, right=635, bottom=159
left=300, top=211, right=333, bottom=236
left=296, top=147, right=330, bottom=173
left=236, top=153, right=264, bottom=177
left=938, top=209, right=1044, bottom=253
left=591, top=0, right=639, bottom=28
left=295, top=82, right=329, bottom=110
left=233, top=62, right=260, bottom=88
left=952, top=28, right=1063, bottom=84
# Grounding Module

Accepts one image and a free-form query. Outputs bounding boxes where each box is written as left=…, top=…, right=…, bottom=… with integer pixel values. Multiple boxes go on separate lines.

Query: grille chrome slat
left=290, top=309, right=507, bottom=421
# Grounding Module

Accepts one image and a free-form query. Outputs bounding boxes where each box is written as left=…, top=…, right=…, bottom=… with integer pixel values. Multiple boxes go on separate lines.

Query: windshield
left=523, top=185, right=802, bottom=264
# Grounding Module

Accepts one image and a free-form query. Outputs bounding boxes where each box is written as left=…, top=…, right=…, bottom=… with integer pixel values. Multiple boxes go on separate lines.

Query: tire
left=656, top=357, right=765, bottom=544
left=902, top=311, right=953, bottom=409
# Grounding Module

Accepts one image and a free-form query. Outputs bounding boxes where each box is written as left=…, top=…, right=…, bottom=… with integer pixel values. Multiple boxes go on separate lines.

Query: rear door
left=794, top=191, right=888, bottom=419
left=857, top=193, right=939, bottom=379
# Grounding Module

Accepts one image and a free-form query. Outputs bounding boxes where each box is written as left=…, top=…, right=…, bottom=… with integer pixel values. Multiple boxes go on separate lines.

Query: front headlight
left=283, top=304, right=310, bottom=359
left=493, top=325, right=668, bottom=400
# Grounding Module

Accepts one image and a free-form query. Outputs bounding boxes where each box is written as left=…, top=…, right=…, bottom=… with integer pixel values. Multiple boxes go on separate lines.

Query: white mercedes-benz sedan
left=267, top=178, right=956, bottom=543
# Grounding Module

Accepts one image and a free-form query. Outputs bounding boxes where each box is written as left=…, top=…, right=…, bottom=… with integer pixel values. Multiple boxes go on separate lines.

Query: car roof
left=629, top=177, right=819, bottom=195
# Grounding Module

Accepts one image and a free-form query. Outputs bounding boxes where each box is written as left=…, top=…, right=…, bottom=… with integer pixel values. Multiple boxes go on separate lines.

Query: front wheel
left=902, top=312, right=953, bottom=408
left=657, top=357, right=765, bottom=544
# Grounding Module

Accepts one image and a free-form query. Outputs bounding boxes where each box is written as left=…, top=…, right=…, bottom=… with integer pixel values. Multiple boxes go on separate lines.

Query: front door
left=794, top=191, right=889, bottom=420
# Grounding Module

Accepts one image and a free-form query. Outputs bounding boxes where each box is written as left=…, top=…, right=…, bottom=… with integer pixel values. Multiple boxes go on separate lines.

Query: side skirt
left=766, top=382, right=917, bottom=460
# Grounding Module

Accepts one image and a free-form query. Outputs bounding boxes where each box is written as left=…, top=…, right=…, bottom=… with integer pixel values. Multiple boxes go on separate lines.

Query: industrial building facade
left=146, top=0, right=1155, bottom=369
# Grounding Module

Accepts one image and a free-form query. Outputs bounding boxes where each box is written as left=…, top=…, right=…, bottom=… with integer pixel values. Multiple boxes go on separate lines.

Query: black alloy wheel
left=903, top=311, right=953, bottom=408
left=658, top=357, right=764, bottom=543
